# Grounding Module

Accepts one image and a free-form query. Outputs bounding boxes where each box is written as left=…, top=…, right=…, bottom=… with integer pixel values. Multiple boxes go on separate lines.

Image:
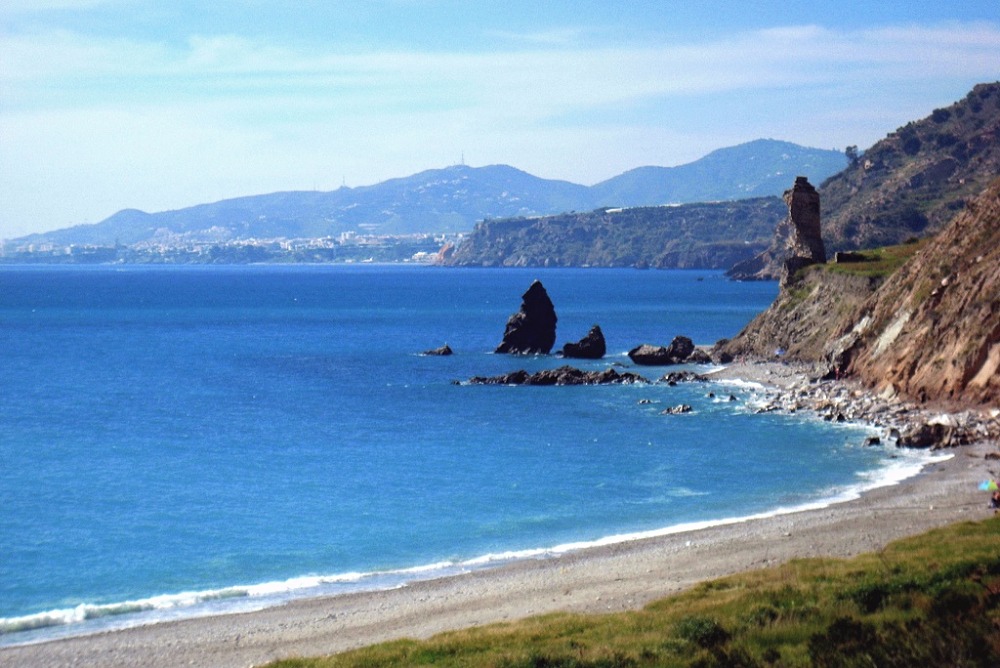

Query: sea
left=0, top=265, right=942, bottom=646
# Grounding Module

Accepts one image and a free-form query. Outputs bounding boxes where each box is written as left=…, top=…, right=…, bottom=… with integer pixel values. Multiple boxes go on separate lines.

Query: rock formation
left=468, top=366, right=648, bottom=386
left=422, top=344, right=453, bottom=356
left=727, top=176, right=826, bottom=283
left=628, top=336, right=708, bottom=366
left=561, top=325, right=606, bottom=359
left=495, top=280, right=558, bottom=354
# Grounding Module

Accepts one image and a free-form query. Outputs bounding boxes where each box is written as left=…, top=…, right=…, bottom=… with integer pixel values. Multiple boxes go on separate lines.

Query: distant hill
left=820, top=82, right=1000, bottom=252
left=12, top=140, right=845, bottom=248
left=591, top=139, right=846, bottom=206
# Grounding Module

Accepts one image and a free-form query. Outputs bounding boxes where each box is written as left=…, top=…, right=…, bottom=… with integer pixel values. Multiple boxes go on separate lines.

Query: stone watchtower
left=780, top=176, right=826, bottom=287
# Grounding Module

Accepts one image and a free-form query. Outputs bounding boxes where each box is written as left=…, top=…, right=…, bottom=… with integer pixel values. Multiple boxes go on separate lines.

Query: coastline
left=2, top=363, right=997, bottom=668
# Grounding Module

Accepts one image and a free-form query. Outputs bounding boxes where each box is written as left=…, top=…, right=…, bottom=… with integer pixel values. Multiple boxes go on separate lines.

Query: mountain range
left=11, top=139, right=846, bottom=247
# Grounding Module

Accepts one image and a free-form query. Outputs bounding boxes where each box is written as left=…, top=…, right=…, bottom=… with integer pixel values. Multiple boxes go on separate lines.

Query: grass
left=822, top=238, right=929, bottom=279
left=267, top=517, right=1000, bottom=667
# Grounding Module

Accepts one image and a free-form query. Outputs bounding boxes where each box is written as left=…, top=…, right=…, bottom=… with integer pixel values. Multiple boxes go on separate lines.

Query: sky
left=1, top=1, right=999, bottom=238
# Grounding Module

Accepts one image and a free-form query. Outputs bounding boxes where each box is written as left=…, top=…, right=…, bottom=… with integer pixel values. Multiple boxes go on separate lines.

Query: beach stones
left=495, top=280, right=558, bottom=355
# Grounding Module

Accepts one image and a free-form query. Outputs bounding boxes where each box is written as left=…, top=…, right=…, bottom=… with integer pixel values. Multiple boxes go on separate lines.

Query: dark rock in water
left=495, top=280, right=558, bottom=354
left=661, top=404, right=692, bottom=415
left=660, top=371, right=706, bottom=384
left=864, top=436, right=882, bottom=446
left=628, top=344, right=671, bottom=365
left=468, top=365, right=648, bottom=386
left=628, top=336, right=697, bottom=366
left=561, top=325, right=606, bottom=359
left=686, top=348, right=713, bottom=364
left=423, top=344, right=453, bottom=356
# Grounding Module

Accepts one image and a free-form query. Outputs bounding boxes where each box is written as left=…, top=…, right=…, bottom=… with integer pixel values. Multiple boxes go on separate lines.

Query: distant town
left=0, top=232, right=462, bottom=265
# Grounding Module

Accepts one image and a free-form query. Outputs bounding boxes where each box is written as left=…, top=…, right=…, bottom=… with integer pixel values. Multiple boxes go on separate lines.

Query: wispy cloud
left=6, top=21, right=997, bottom=111
left=2, top=18, right=998, bottom=236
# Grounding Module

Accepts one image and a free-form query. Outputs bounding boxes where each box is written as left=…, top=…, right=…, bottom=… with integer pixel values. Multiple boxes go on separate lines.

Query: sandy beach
left=3, top=364, right=998, bottom=668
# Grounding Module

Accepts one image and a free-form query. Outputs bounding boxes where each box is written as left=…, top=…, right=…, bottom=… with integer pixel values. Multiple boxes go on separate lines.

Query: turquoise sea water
left=0, top=265, right=935, bottom=644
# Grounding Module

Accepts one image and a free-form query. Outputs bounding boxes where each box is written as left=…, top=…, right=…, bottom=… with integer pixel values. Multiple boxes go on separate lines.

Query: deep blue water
left=0, top=265, right=931, bottom=643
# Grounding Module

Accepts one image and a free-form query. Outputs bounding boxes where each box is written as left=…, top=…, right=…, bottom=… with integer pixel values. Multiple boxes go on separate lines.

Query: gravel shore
left=3, top=362, right=997, bottom=668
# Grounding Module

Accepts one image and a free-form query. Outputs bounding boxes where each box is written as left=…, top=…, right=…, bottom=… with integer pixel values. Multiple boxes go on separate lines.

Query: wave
left=0, top=446, right=949, bottom=645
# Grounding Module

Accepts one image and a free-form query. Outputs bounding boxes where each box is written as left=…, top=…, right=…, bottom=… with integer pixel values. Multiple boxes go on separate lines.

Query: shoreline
left=2, top=363, right=997, bottom=668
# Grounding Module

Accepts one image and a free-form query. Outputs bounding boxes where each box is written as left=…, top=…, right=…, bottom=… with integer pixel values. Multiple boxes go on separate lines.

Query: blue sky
left=2, top=1, right=999, bottom=238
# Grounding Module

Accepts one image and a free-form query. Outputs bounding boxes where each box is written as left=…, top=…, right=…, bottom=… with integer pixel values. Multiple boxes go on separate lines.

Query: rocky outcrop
left=628, top=336, right=708, bottom=366
left=561, top=325, right=606, bottom=359
left=422, top=344, right=453, bottom=356
left=727, top=176, right=826, bottom=283
left=468, top=366, right=648, bottom=386
left=495, top=280, right=558, bottom=354
left=720, top=177, right=1000, bottom=408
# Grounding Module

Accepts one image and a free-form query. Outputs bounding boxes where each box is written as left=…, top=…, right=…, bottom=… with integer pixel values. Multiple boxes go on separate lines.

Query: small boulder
left=561, top=325, right=606, bottom=359
left=423, top=344, right=453, bottom=356
left=628, top=336, right=697, bottom=366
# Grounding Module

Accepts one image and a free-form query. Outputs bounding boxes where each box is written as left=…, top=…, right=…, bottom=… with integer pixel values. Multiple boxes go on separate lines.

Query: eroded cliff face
left=838, top=178, right=1000, bottom=406
left=716, top=268, right=880, bottom=363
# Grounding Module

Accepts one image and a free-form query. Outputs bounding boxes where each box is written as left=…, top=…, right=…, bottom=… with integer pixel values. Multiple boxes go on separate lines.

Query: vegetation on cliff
left=820, top=82, right=1000, bottom=253
left=267, top=518, right=1000, bottom=668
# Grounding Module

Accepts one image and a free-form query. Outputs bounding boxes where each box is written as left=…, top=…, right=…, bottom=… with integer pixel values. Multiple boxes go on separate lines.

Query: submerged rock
left=495, top=280, right=558, bottom=355
left=561, top=325, right=606, bottom=359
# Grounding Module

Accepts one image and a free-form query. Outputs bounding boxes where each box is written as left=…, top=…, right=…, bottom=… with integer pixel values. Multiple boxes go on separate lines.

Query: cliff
left=719, top=177, right=1000, bottom=408
left=837, top=177, right=1000, bottom=406
left=443, top=198, right=783, bottom=269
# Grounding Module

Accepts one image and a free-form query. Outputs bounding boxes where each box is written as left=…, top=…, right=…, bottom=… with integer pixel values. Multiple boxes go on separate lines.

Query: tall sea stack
left=495, top=280, right=558, bottom=354
left=726, top=175, right=826, bottom=282
left=779, top=176, right=826, bottom=287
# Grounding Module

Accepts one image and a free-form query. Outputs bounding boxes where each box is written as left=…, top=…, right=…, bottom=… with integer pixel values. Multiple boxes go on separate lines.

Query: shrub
left=675, top=616, right=731, bottom=649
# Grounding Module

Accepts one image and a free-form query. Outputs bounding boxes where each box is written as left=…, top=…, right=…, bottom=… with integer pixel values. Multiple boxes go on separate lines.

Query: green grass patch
left=267, top=517, right=1000, bottom=667
left=823, top=238, right=929, bottom=279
